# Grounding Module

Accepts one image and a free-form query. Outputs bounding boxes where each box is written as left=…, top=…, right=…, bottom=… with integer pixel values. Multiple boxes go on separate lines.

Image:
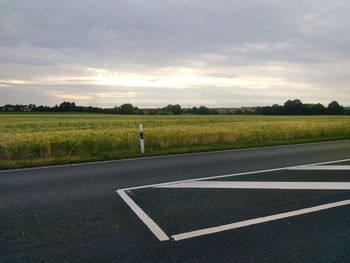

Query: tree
left=197, top=106, right=211, bottom=115
left=189, top=107, right=199, bottom=114
left=270, top=104, right=284, bottom=115
left=58, top=101, right=76, bottom=111
left=310, top=103, right=326, bottom=115
left=327, top=101, right=344, bottom=115
left=165, top=104, right=182, bottom=115
left=118, top=103, right=135, bottom=114
left=283, top=99, right=305, bottom=115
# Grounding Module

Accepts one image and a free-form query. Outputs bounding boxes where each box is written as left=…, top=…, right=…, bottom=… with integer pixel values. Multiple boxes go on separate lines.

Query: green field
left=1, top=114, right=350, bottom=169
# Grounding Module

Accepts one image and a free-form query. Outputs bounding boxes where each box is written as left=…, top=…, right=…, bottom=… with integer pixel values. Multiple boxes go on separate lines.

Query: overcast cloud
left=0, top=0, right=349, bottom=107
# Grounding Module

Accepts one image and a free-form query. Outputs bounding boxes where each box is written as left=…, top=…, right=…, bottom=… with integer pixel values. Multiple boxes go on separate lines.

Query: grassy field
left=1, top=113, right=350, bottom=169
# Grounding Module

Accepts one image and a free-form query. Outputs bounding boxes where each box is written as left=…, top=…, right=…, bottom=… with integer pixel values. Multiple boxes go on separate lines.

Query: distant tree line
left=256, top=100, right=346, bottom=115
left=0, top=100, right=348, bottom=115
left=0, top=102, right=217, bottom=115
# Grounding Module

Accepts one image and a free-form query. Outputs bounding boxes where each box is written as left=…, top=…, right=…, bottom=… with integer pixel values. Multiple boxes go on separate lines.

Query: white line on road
left=156, top=181, right=350, bottom=190
left=117, top=157, right=350, bottom=242
left=121, top=158, right=350, bottom=191
left=116, top=190, right=170, bottom=241
left=171, top=199, right=350, bottom=241
left=288, top=165, right=350, bottom=170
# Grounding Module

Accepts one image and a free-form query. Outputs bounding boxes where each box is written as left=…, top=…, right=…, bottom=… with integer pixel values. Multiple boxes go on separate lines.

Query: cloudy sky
left=0, top=0, right=349, bottom=107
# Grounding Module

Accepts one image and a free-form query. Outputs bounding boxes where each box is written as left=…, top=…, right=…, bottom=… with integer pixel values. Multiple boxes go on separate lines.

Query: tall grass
left=1, top=114, right=350, bottom=168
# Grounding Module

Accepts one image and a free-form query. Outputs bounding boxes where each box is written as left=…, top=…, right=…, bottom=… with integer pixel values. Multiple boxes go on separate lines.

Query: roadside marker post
left=140, top=124, right=145, bottom=154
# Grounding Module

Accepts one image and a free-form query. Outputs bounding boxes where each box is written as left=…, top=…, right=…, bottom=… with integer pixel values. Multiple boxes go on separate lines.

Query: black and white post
left=139, top=124, right=145, bottom=154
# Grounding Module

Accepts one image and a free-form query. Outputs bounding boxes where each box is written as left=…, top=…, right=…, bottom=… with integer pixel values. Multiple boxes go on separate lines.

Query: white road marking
left=123, top=167, right=287, bottom=191
left=116, top=190, right=170, bottom=241
left=156, top=181, right=350, bottom=190
left=121, top=158, right=350, bottom=191
left=171, top=199, right=350, bottom=241
left=288, top=165, right=350, bottom=170
left=117, top=157, right=350, bottom=242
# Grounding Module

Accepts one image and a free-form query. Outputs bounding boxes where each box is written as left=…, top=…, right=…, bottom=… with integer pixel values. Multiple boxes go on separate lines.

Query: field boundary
left=1, top=139, right=350, bottom=173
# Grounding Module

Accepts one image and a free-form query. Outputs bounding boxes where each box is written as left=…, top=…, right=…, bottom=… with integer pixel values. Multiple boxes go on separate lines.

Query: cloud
left=0, top=0, right=349, bottom=107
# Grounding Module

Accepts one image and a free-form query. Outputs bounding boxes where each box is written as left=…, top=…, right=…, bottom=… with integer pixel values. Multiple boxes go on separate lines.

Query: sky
left=0, top=0, right=350, bottom=108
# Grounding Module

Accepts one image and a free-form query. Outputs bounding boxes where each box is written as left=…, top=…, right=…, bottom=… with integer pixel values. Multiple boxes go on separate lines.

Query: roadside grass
left=1, top=114, right=350, bottom=169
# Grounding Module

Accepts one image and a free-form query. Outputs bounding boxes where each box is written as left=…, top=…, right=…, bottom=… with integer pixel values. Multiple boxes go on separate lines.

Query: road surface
left=1, top=140, right=350, bottom=262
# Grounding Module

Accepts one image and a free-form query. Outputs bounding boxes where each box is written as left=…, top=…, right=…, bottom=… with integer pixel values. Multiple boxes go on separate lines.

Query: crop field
left=1, top=113, right=350, bottom=169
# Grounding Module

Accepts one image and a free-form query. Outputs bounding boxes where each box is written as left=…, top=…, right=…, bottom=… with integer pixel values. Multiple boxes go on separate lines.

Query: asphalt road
left=1, top=140, right=350, bottom=263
